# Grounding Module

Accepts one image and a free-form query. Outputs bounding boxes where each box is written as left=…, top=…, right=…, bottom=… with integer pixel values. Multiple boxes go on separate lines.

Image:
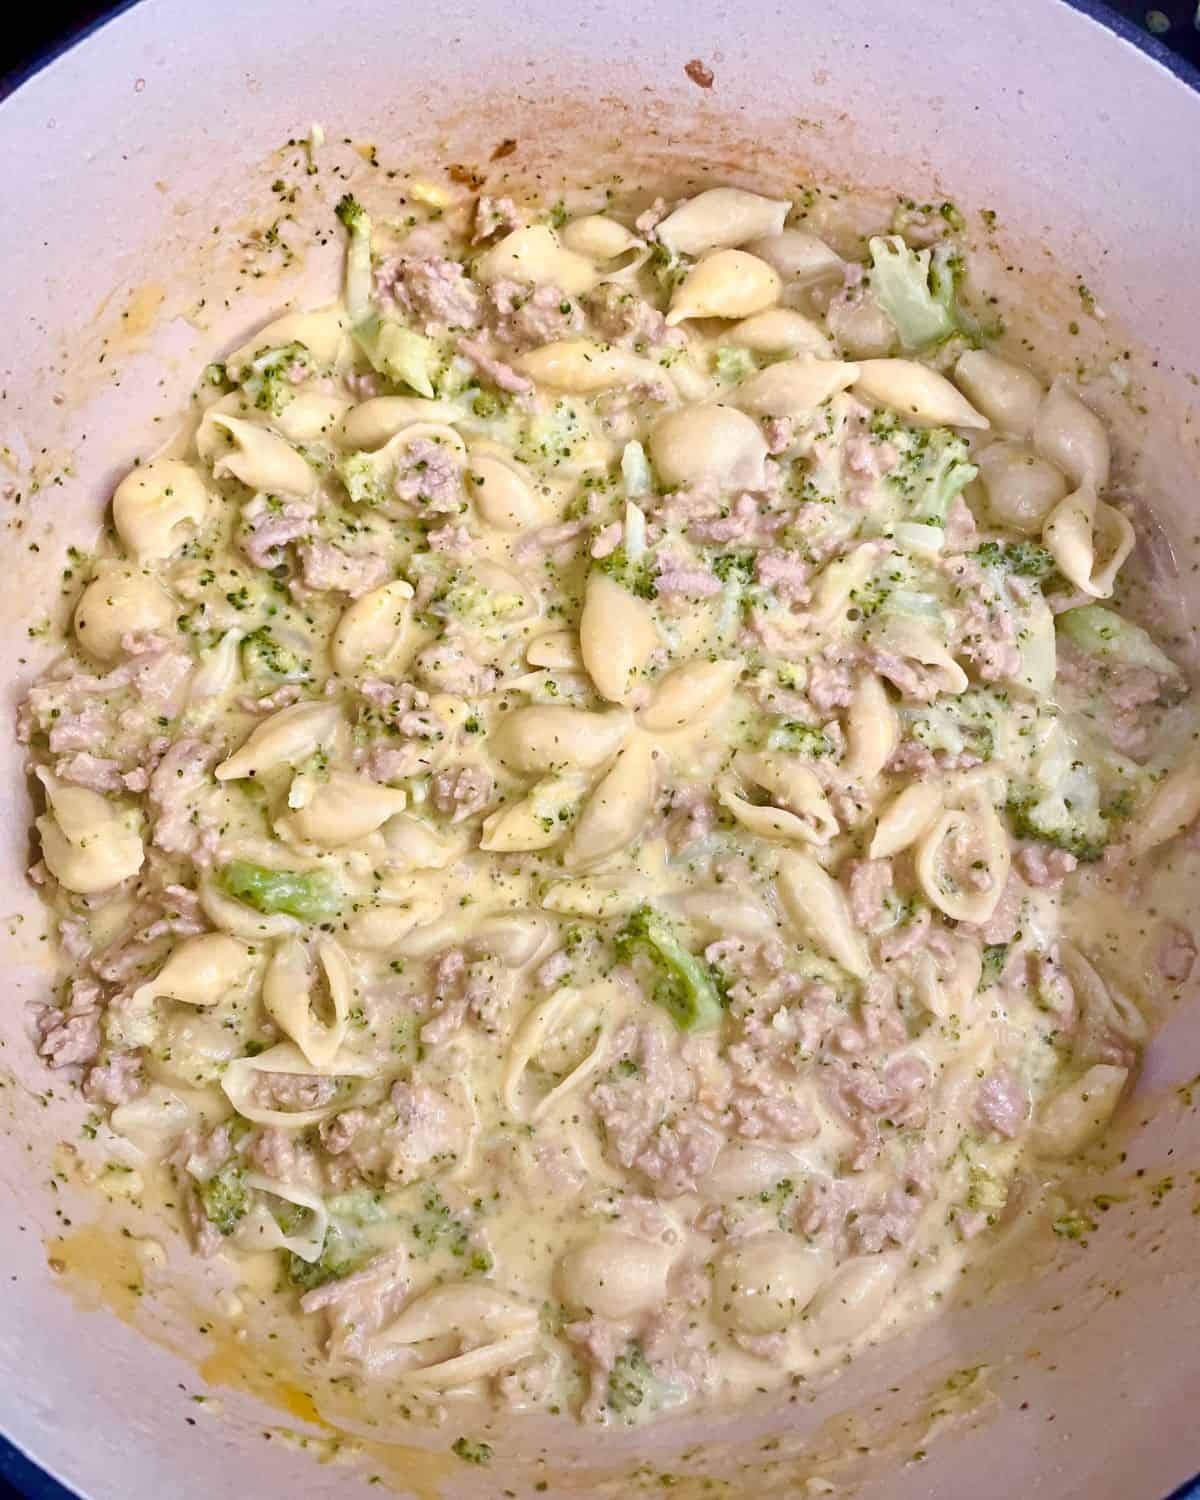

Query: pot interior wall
left=2, top=1, right=1199, bottom=1496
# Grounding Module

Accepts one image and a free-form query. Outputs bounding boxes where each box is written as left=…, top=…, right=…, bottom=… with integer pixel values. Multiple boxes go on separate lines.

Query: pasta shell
left=215, top=700, right=343, bottom=781
left=504, top=979, right=623, bottom=1121
left=479, top=774, right=587, bottom=852
left=203, top=411, right=317, bottom=496
left=494, top=704, right=633, bottom=773
left=469, top=912, right=559, bottom=967
left=867, top=613, right=969, bottom=697
left=1128, top=752, right=1200, bottom=859
left=638, top=658, right=742, bottom=733
left=746, top=230, right=844, bottom=285
left=558, top=1231, right=674, bottom=1319
left=110, top=1086, right=191, bottom=1153
left=280, top=771, right=409, bottom=847
left=330, top=578, right=415, bottom=677
left=564, top=735, right=658, bottom=869
left=713, top=1234, right=832, bottom=1335
left=706, top=1142, right=805, bottom=1198
left=220, top=1041, right=374, bottom=1128
left=1041, top=485, right=1134, bottom=599
left=35, top=771, right=144, bottom=895
left=336, top=396, right=458, bottom=451
left=271, top=392, right=351, bottom=444
left=473, top=225, right=598, bottom=295
left=844, top=671, right=898, bottom=783
left=954, top=350, right=1043, bottom=438
left=869, top=782, right=944, bottom=860
left=342, top=895, right=444, bottom=952
left=225, top=308, right=348, bottom=375
left=775, top=849, right=870, bottom=979
left=516, top=339, right=668, bottom=394
left=469, top=559, right=541, bottom=623
left=915, top=786, right=1011, bottom=925
left=465, top=447, right=551, bottom=529
left=73, top=563, right=177, bottom=664
left=130, top=933, right=255, bottom=1008
left=382, top=814, right=466, bottom=871
left=238, top=1174, right=329, bottom=1263
left=649, top=403, right=768, bottom=491
left=728, top=308, right=833, bottom=358
left=803, top=1251, right=902, bottom=1343
left=112, top=459, right=211, bottom=562
left=1058, top=942, right=1147, bottom=1044
left=1033, top=377, right=1110, bottom=488
left=1031, top=1064, right=1128, bottom=1158
left=733, top=356, right=859, bottom=419
left=852, top=360, right=989, bottom=429
left=805, top=544, right=882, bottom=629
left=913, top=932, right=982, bottom=1019
left=669, top=889, right=779, bottom=942
left=379, top=1285, right=539, bottom=1387
left=263, top=936, right=355, bottom=1068
left=976, top=441, right=1068, bottom=534
left=666, top=249, right=782, bottom=326
left=579, top=573, right=659, bottom=705
left=525, top=629, right=582, bottom=670
left=381, top=1283, right=537, bottom=1347
left=721, top=752, right=838, bottom=846
left=561, top=214, right=642, bottom=259
left=189, top=628, right=243, bottom=704
left=657, top=188, right=790, bottom=256
left=541, top=877, right=647, bottom=919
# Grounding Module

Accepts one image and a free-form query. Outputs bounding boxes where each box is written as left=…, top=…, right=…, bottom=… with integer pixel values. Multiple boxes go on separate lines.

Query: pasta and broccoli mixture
left=22, top=177, right=1200, bottom=1425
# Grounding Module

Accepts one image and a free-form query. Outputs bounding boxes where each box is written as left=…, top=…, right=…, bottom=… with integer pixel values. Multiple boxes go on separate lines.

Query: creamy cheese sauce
left=19, top=175, right=1200, bottom=1431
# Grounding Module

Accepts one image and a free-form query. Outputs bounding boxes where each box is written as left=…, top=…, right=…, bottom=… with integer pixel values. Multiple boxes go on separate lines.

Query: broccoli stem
left=335, top=193, right=373, bottom=324
left=219, top=859, right=342, bottom=922
left=614, top=905, right=724, bottom=1032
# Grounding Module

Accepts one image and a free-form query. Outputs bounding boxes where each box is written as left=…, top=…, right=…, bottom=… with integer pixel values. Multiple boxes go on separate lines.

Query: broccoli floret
left=219, top=860, right=342, bottom=922
left=966, top=1163, right=1009, bottom=1219
left=334, top=193, right=367, bottom=232
left=336, top=449, right=387, bottom=507
left=713, top=345, right=757, bottom=384
left=285, top=1227, right=368, bottom=1291
left=867, top=235, right=959, bottom=350
left=240, top=341, right=311, bottom=415
left=710, top=550, right=757, bottom=585
left=1007, top=774, right=1108, bottom=862
left=594, top=548, right=658, bottom=601
left=973, top=540, right=1056, bottom=579
left=432, top=569, right=527, bottom=625
left=613, top=905, right=724, bottom=1032
left=198, top=1163, right=249, bottom=1236
left=450, top=1437, right=493, bottom=1466
left=766, top=720, right=834, bottom=757
left=607, top=1343, right=663, bottom=1416
left=242, top=627, right=311, bottom=682
left=881, top=420, right=978, bottom=524
left=903, top=688, right=1003, bottom=763
left=980, top=943, right=1010, bottom=987
left=1058, top=605, right=1184, bottom=689
left=335, top=194, right=373, bottom=324
left=1007, top=715, right=1118, bottom=863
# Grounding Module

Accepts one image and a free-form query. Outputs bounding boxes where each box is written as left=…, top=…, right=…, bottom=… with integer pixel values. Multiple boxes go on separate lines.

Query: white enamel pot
left=1, top=1, right=1199, bottom=1496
